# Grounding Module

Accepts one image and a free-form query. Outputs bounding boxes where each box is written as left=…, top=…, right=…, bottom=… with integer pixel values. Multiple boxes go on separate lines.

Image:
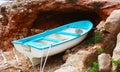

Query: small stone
left=0, top=15, right=4, bottom=18
left=55, top=0, right=66, bottom=3
left=54, top=65, right=79, bottom=72
left=28, top=9, right=32, bottom=13
left=96, top=20, right=105, bottom=31
left=20, top=9, right=24, bottom=13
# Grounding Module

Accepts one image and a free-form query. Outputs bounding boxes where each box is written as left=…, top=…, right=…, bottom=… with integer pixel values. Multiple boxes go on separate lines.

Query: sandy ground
left=0, top=48, right=64, bottom=72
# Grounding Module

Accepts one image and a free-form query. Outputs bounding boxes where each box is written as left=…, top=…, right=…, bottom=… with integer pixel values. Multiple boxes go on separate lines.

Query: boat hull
left=13, top=34, right=87, bottom=66
left=13, top=34, right=87, bottom=58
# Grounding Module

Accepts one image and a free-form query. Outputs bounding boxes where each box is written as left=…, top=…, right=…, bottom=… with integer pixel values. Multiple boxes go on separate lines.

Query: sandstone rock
left=98, top=53, right=111, bottom=72
left=105, top=10, right=120, bottom=35
left=112, top=32, right=120, bottom=70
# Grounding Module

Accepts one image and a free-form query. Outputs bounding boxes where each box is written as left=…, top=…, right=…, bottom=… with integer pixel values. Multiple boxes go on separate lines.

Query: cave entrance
left=32, top=10, right=102, bottom=30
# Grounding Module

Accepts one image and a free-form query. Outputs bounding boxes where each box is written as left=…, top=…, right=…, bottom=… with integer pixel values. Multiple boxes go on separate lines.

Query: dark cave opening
left=32, top=10, right=102, bottom=30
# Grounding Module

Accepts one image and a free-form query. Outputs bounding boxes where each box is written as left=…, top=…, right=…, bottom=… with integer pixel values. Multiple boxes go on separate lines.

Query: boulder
left=105, top=10, right=120, bottom=35
left=62, top=50, right=98, bottom=69
left=112, top=32, right=120, bottom=70
left=98, top=53, right=111, bottom=72
left=112, top=33, right=120, bottom=60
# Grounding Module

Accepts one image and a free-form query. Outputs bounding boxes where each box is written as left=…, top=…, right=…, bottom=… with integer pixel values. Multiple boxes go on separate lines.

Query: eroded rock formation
left=0, top=0, right=120, bottom=50
left=112, top=33, right=120, bottom=71
left=0, top=0, right=120, bottom=72
left=105, top=10, right=120, bottom=36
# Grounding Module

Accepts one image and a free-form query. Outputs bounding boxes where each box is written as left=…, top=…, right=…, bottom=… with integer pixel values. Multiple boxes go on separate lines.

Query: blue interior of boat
left=12, top=20, right=93, bottom=50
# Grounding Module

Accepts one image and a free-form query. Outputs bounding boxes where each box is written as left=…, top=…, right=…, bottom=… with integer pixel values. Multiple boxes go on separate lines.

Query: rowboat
left=12, top=20, right=93, bottom=66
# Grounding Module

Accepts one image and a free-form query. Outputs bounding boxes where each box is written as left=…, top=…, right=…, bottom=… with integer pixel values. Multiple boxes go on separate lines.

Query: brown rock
left=102, top=33, right=116, bottom=54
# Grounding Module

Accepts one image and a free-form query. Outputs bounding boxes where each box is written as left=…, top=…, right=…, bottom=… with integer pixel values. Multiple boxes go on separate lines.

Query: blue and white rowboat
left=12, top=20, right=93, bottom=66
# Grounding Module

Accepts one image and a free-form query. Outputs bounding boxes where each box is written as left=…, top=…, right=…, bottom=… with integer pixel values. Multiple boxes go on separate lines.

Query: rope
left=41, top=44, right=52, bottom=72
left=40, top=50, right=44, bottom=72
left=13, top=48, right=21, bottom=66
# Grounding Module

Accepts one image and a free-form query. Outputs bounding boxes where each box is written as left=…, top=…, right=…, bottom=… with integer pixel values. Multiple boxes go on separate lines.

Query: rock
left=0, top=15, right=4, bottom=18
left=54, top=65, right=79, bottom=72
left=0, top=0, right=119, bottom=51
left=112, top=32, right=120, bottom=70
left=102, top=34, right=116, bottom=54
left=55, top=0, right=66, bottom=3
left=105, top=10, right=120, bottom=35
left=98, top=53, right=111, bottom=72
left=112, top=33, right=120, bottom=60
left=62, top=49, right=98, bottom=69
left=96, top=20, right=105, bottom=31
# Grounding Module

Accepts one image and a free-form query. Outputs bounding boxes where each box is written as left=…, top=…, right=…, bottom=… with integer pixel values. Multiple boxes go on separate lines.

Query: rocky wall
left=0, top=0, right=120, bottom=50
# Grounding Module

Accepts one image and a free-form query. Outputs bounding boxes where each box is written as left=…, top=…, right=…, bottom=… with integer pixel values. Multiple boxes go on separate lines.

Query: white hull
left=13, top=34, right=87, bottom=66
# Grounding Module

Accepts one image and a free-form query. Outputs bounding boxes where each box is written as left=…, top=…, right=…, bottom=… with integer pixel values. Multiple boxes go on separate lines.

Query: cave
left=32, top=10, right=102, bottom=31
left=1, top=0, right=120, bottom=71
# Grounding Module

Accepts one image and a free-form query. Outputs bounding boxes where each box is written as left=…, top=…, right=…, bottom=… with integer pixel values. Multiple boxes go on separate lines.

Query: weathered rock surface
left=0, top=0, right=119, bottom=72
left=112, top=32, right=120, bottom=71
left=105, top=10, right=120, bottom=35
left=55, top=44, right=103, bottom=72
left=54, top=65, right=79, bottom=72
left=98, top=53, right=111, bottom=72
left=102, top=34, right=116, bottom=54
left=112, top=33, right=120, bottom=60
left=55, top=29, right=118, bottom=72
left=0, top=0, right=120, bottom=50
left=96, top=20, right=105, bottom=31
left=63, top=50, right=98, bottom=69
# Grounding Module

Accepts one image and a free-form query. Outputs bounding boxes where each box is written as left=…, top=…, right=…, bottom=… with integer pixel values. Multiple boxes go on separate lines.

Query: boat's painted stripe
left=56, top=32, right=80, bottom=37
